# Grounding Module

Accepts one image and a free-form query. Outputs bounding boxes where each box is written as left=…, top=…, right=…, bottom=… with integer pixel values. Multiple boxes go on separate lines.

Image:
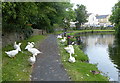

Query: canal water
left=79, top=34, right=120, bottom=81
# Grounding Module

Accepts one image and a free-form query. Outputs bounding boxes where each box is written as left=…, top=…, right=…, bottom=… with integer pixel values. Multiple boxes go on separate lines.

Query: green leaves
left=2, top=2, right=74, bottom=33
left=75, top=4, right=88, bottom=29
left=110, top=1, right=120, bottom=36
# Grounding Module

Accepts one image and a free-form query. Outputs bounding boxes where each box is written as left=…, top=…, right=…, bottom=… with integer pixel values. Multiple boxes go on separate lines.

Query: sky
left=70, top=0, right=118, bottom=15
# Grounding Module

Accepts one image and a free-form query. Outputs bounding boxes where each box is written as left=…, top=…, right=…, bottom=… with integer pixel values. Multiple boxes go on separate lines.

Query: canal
left=79, top=34, right=120, bottom=81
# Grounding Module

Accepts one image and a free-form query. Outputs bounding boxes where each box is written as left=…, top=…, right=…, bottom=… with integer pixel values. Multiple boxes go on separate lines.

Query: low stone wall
left=2, top=29, right=46, bottom=47
left=32, top=29, right=46, bottom=36
left=2, top=32, right=25, bottom=47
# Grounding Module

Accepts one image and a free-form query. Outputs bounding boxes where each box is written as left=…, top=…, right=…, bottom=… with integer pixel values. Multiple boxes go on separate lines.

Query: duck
left=60, top=37, right=66, bottom=43
left=57, top=35, right=62, bottom=39
left=68, top=53, right=76, bottom=63
left=14, top=42, right=22, bottom=52
left=5, top=48, right=19, bottom=58
left=28, top=54, right=36, bottom=66
left=90, top=70, right=101, bottom=75
left=64, top=45, right=74, bottom=54
left=26, top=47, right=42, bottom=56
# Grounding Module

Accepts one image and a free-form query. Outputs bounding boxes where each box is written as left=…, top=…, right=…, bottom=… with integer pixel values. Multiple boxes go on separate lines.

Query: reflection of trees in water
left=108, top=36, right=120, bottom=70
left=119, top=71, right=120, bottom=82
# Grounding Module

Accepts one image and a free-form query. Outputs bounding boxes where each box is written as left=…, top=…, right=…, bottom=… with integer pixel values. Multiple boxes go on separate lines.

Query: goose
left=57, top=35, right=62, bottom=39
left=31, top=42, right=35, bottom=46
left=14, top=42, right=22, bottom=51
left=68, top=53, right=76, bottom=63
left=28, top=42, right=34, bottom=48
left=28, top=54, right=36, bottom=66
left=60, top=37, right=66, bottom=43
left=26, top=47, right=42, bottom=56
left=5, top=48, right=19, bottom=58
left=64, top=45, right=74, bottom=54
left=25, top=42, right=34, bottom=50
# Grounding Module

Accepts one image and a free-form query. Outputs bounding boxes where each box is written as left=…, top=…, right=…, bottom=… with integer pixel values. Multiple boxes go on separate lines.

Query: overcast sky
left=70, top=0, right=118, bottom=15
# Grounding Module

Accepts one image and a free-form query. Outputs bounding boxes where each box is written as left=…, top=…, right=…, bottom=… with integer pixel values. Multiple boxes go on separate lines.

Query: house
left=84, top=13, right=98, bottom=27
left=84, top=13, right=112, bottom=27
left=96, top=15, right=111, bottom=27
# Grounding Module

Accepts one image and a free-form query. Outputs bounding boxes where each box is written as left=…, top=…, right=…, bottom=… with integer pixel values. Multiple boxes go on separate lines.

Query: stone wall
left=32, top=29, right=46, bottom=36
left=2, top=29, right=46, bottom=47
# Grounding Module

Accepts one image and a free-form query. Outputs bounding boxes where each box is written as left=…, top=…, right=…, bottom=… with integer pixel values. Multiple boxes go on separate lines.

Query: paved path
left=31, top=34, right=70, bottom=81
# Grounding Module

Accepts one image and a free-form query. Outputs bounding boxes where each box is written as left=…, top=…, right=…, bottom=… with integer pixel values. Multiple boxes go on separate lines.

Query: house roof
left=96, top=15, right=109, bottom=19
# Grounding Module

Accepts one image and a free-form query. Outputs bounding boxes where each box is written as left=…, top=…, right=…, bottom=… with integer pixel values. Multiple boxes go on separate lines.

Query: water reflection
left=79, top=34, right=120, bottom=81
left=108, top=36, right=120, bottom=70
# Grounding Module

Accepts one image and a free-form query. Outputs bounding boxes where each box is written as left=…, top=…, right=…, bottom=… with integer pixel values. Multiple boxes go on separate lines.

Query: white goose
left=68, top=53, right=76, bottom=63
left=14, top=42, right=22, bottom=52
left=25, top=42, right=34, bottom=50
left=64, top=45, right=74, bottom=54
left=28, top=54, right=36, bottom=66
left=5, top=48, right=19, bottom=58
left=57, top=35, right=62, bottom=39
left=26, top=47, right=42, bottom=56
left=60, top=37, right=66, bottom=43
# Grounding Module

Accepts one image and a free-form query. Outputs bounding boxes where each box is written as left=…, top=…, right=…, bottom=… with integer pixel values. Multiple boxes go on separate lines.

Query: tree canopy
left=75, top=4, right=88, bottom=29
left=109, top=1, right=120, bottom=36
left=2, top=2, right=74, bottom=34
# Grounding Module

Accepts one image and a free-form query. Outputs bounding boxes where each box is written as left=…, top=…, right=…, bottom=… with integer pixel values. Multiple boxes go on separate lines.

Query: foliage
left=109, top=1, right=120, bottom=36
left=2, top=2, right=74, bottom=34
left=62, top=4, right=76, bottom=29
left=75, top=4, right=88, bottom=29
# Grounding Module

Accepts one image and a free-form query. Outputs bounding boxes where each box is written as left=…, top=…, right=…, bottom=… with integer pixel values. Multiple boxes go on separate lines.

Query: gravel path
left=31, top=34, right=70, bottom=81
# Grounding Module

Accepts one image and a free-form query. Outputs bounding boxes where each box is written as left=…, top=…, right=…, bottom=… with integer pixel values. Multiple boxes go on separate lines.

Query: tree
left=75, top=4, right=88, bottom=29
left=2, top=2, right=74, bottom=34
left=63, top=7, right=76, bottom=29
left=109, top=1, right=120, bottom=37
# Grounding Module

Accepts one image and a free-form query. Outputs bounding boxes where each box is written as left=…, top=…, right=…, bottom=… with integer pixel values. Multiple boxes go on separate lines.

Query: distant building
left=84, top=13, right=98, bottom=27
left=96, top=15, right=111, bottom=27
left=84, top=13, right=112, bottom=27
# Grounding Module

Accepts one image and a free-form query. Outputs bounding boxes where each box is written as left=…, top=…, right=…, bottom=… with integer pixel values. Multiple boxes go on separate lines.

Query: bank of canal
left=57, top=30, right=117, bottom=81
left=57, top=38, right=108, bottom=81
left=80, top=34, right=120, bottom=81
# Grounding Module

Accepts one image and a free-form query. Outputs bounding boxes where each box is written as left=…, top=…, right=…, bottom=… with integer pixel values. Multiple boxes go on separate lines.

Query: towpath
left=31, top=34, right=70, bottom=81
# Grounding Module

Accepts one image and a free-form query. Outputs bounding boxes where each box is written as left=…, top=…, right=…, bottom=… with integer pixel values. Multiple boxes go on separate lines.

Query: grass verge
left=57, top=39, right=109, bottom=81
left=67, top=30, right=115, bottom=36
left=2, top=35, right=46, bottom=81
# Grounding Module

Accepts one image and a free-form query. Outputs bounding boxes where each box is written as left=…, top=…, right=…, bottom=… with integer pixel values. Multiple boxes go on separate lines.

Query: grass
left=57, top=39, right=109, bottom=81
left=2, top=35, right=47, bottom=81
left=67, top=30, right=115, bottom=36
left=55, top=31, right=64, bottom=34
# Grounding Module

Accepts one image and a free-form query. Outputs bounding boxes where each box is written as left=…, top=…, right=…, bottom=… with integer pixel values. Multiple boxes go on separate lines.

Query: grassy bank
left=57, top=40, right=108, bottom=81
left=67, top=30, right=115, bottom=36
left=2, top=35, right=46, bottom=81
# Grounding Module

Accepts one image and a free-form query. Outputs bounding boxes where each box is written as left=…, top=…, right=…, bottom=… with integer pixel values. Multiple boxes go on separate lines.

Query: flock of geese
left=57, top=34, right=76, bottom=63
left=57, top=34, right=102, bottom=75
left=5, top=42, right=42, bottom=66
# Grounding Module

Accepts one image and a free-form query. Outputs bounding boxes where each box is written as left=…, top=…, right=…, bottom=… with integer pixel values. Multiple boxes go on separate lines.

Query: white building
left=84, top=13, right=98, bottom=27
